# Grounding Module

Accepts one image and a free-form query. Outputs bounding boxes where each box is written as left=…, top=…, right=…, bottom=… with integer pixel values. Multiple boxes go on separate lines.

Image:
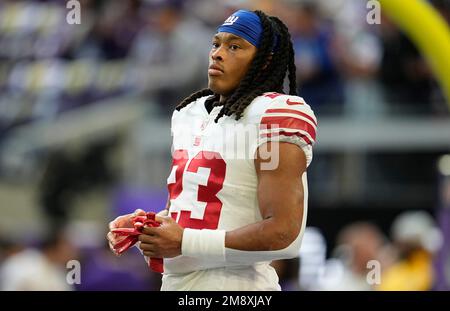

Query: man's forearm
left=225, top=216, right=301, bottom=251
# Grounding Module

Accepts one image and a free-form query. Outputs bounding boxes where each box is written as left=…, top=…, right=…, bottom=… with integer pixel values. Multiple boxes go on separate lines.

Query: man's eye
left=230, top=45, right=240, bottom=50
left=212, top=42, right=220, bottom=48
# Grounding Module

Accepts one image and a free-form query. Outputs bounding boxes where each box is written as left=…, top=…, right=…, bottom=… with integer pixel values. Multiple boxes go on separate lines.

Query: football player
left=107, top=9, right=317, bottom=291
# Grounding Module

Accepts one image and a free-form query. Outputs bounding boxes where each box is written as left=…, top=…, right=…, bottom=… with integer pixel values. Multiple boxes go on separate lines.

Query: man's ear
left=262, top=53, right=274, bottom=70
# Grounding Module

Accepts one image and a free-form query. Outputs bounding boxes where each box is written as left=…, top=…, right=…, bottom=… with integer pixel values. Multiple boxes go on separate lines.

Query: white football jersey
left=162, top=92, right=317, bottom=289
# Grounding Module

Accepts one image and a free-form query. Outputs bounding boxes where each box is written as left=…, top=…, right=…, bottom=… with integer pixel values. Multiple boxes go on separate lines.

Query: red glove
left=111, top=212, right=164, bottom=273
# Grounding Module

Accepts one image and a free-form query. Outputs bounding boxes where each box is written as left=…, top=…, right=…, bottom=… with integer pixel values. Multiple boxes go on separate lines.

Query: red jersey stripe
left=260, top=116, right=316, bottom=140
left=264, top=108, right=317, bottom=126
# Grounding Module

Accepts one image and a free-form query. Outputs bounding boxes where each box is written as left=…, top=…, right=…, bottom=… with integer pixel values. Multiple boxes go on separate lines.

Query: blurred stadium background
left=0, top=0, right=449, bottom=291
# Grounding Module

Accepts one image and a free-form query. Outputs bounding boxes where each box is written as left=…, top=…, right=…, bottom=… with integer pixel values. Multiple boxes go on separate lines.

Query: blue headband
left=217, top=10, right=263, bottom=48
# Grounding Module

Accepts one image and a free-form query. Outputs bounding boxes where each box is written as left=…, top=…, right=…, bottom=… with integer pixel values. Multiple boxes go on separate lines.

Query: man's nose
left=211, top=47, right=224, bottom=61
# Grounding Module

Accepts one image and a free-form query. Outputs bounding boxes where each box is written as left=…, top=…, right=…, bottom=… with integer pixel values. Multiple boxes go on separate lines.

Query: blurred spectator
left=331, top=0, right=385, bottom=120
left=378, top=211, right=443, bottom=290
left=0, top=228, right=78, bottom=291
left=276, top=1, right=345, bottom=115
left=297, top=226, right=327, bottom=290
left=378, top=15, right=437, bottom=115
left=129, top=0, right=210, bottom=115
left=89, top=0, right=144, bottom=60
left=317, top=222, right=393, bottom=290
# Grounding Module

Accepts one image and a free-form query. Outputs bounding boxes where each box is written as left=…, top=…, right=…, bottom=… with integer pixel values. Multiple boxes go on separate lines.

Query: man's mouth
left=208, top=64, right=224, bottom=76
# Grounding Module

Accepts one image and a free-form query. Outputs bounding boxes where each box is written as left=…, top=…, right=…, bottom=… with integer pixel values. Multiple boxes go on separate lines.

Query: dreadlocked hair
left=175, top=10, right=297, bottom=122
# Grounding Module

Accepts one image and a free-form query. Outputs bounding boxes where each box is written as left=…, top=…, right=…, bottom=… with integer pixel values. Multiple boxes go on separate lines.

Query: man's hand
left=138, top=216, right=183, bottom=258
left=106, top=209, right=146, bottom=256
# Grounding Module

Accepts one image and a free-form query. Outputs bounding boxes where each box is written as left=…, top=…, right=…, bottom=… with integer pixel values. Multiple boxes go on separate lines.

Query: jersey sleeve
left=257, top=95, right=317, bottom=167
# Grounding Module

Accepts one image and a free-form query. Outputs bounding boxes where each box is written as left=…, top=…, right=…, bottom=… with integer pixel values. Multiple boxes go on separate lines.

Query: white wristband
left=181, top=228, right=226, bottom=262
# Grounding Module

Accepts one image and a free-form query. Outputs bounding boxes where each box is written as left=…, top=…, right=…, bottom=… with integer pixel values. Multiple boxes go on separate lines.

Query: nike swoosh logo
left=286, top=99, right=304, bottom=106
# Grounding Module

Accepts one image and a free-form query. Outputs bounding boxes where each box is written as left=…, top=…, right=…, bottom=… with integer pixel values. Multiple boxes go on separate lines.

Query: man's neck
left=206, top=95, right=227, bottom=114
